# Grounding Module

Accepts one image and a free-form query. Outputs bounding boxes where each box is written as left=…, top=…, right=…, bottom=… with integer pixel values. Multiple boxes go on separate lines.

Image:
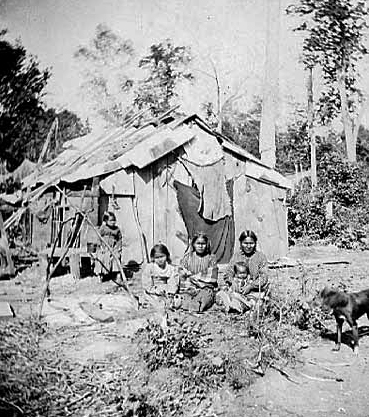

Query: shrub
left=135, top=318, right=202, bottom=371
left=318, top=153, right=367, bottom=206
left=288, top=152, right=369, bottom=247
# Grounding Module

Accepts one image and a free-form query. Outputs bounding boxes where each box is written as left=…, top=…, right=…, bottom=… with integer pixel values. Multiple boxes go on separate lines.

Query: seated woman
left=174, top=232, right=218, bottom=313
left=141, top=243, right=179, bottom=310
left=218, top=230, right=269, bottom=313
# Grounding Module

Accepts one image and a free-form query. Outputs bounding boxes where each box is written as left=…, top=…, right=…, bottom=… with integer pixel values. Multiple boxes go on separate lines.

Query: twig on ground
left=297, top=371, right=343, bottom=382
left=308, top=360, right=353, bottom=367
left=65, top=391, right=92, bottom=408
left=270, top=364, right=301, bottom=385
left=307, top=359, right=341, bottom=374
left=0, top=399, right=24, bottom=415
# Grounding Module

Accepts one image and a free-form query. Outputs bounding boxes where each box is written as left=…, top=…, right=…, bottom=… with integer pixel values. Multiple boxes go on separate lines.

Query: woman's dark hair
left=103, top=211, right=116, bottom=223
left=150, top=243, right=172, bottom=264
left=190, top=232, right=211, bottom=255
left=239, top=230, right=257, bottom=243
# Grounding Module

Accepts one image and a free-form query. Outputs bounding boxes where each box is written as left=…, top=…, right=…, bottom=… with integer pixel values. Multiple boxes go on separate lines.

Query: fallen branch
left=0, top=398, right=24, bottom=415
left=297, top=371, right=343, bottom=383
left=307, top=360, right=353, bottom=368
left=65, top=391, right=92, bottom=408
left=270, top=364, right=301, bottom=385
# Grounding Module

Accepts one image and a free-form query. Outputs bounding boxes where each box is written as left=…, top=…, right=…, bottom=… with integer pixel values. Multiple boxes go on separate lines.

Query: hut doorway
left=173, top=180, right=235, bottom=263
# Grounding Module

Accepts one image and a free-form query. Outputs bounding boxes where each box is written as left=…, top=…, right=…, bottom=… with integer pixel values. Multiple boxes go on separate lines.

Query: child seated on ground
left=217, top=261, right=252, bottom=313
left=231, top=261, right=249, bottom=293
left=217, top=230, right=270, bottom=314
left=141, top=243, right=179, bottom=310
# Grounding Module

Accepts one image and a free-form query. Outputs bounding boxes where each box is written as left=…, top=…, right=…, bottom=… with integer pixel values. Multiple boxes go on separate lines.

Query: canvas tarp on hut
left=23, top=114, right=290, bottom=264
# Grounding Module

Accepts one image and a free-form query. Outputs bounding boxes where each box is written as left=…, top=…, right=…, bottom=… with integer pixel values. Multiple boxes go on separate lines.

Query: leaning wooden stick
left=45, top=216, right=75, bottom=299
left=40, top=188, right=87, bottom=318
left=39, top=215, right=82, bottom=319
left=54, top=185, right=139, bottom=309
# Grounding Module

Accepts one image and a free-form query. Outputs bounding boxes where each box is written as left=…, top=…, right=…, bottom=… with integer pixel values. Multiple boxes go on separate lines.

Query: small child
left=217, top=261, right=252, bottom=314
left=94, top=211, right=123, bottom=283
left=141, top=243, right=179, bottom=309
left=231, top=261, right=249, bottom=293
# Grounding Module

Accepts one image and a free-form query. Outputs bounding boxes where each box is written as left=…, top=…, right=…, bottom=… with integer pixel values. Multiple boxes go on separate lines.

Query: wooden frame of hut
left=23, top=114, right=291, bottom=275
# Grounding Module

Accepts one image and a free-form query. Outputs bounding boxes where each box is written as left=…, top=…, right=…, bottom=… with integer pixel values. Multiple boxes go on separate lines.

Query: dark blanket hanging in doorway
left=173, top=180, right=235, bottom=264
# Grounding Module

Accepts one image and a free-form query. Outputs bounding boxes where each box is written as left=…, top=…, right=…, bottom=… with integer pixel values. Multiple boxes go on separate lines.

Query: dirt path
left=246, top=336, right=369, bottom=417
left=245, top=245, right=369, bottom=417
left=1, top=244, right=369, bottom=416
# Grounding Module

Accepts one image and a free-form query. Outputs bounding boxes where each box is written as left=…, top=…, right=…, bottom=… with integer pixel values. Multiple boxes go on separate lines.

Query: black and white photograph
left=1, top=0, right=369, bottom=416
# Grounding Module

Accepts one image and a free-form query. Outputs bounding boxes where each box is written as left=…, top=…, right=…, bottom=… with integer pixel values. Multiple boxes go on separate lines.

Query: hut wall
left=133, top=168, right=154, bottom=255
left=152, top=157, right=189, bottom=263
left=133, top=156, right=191, bottom=264
left=31, top=192, right=53, bottom=251
left=113, top=196, right=143, bottom=264
left=233, top=175, right=288, bottom=260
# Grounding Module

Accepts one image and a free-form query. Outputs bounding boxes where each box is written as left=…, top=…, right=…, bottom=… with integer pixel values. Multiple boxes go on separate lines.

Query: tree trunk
left=337, top=68, right=356, bottom=162
left=353, top=98, right=368, bottom=147
left=259, top=0, right=281, bottom=168
left=306, top=67, right=317, bottom=188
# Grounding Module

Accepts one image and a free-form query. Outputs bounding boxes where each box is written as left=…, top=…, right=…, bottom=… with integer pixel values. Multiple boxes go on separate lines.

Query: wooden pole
left=37, top=118, right=59, bottom=166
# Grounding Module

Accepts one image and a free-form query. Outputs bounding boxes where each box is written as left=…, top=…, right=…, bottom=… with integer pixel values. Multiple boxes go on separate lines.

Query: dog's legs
left=333, top=318, right=344, bottom=352
left=352, top=321, right=359, bottom=355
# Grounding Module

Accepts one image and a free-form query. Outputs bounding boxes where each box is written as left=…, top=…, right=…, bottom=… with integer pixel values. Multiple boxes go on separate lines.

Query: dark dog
left=313, top=287, right=369, bottom=355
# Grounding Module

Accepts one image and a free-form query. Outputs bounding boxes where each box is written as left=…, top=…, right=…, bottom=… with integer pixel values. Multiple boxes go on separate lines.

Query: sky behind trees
left=2, top=0, right=369, bottom=127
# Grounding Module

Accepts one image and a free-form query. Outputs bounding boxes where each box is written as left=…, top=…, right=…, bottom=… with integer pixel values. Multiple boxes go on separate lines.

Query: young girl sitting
left=141, top=243, right=179, bottom=309
left=94, top=211, right=123, bottom=283
left=175, top=233, right=218, bottom=312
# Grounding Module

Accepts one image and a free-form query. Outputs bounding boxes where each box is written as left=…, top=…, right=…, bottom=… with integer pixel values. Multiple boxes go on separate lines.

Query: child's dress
left=218, top=250, right=269, bottom=313
left=94, top=223, right=123, bottom=277
left=177, top=252, right=218, bottom=312
left=141, top=262, right=179, bottom=309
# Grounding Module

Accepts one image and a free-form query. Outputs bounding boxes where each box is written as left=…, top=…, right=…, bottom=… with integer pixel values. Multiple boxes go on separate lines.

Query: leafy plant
left=288, top=152, right=369, bottom=247
left=135, top=318, right=201, bottom=371
left=134, top=39, right=194, bottom=116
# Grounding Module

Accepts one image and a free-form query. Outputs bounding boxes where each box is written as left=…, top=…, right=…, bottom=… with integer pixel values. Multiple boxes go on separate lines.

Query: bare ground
left=1, top=244, right=369, bottom=417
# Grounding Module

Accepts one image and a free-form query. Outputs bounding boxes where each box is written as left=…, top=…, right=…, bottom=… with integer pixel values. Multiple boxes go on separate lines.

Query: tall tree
left=0, top=30, right=49, bottom=169
left=276, top=107, right=310, bottom=173
left=220, top=98, right=262, bottom=158
left=287, top=0, right=368, bottom=162
left=259, top=0, right=281, bottom=168
left=306, top=67, right=317, bottom=188
left=75, top=24, right=136, bottom=126
left=1, top=31, right=89, bottom=169
left=134, top=40, right=194, bottom=116
left=28, top=108, right=90, bottom=163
